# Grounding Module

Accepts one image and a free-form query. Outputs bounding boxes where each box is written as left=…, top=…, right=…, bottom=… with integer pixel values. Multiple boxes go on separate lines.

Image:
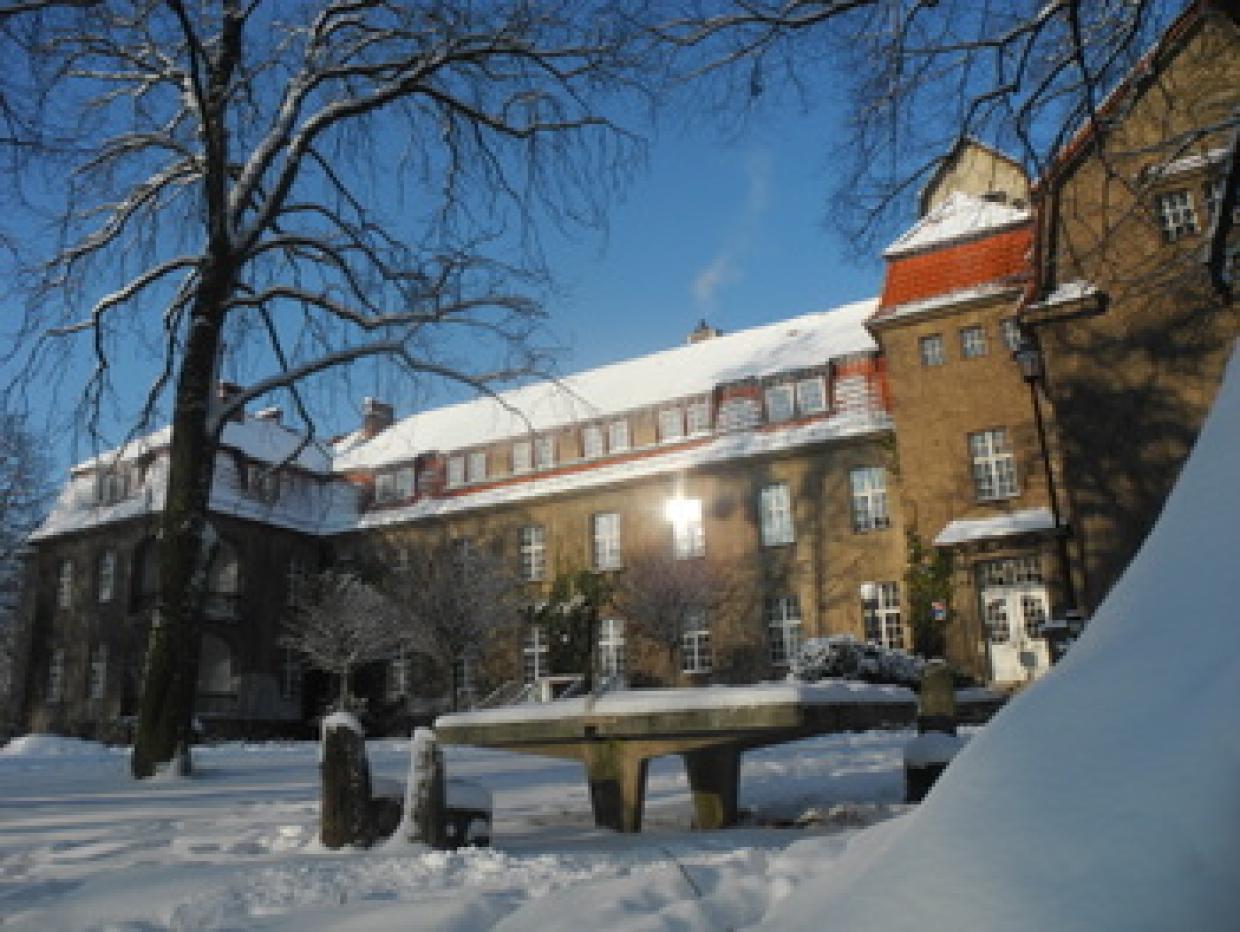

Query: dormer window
left=607, top=419, right=630, bottom=454
left=535, top=436, right=556, bottom=470
left=467, top=451, right=487, bottom=483
left=582, top=425, right=604, bottom=459
left=246, top=463, right=280, bottom=502
left=686, top=399, right=712, bottom=435
left=374, top=466, right=414, bottom=504
left=765, top=383, right=795, bottom=422
left=795, top=377, right=827, bottom=415
left=658, top=407, right=685, bottom=442
left=447, top=455, right=466, bottom=488
left=512, top=441, right=532, bottom=473
left=95, top=464, right=139, bottom=505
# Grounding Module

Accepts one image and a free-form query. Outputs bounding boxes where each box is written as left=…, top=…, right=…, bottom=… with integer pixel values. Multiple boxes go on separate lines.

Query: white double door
left=984, top=582, right=1051, bottom=684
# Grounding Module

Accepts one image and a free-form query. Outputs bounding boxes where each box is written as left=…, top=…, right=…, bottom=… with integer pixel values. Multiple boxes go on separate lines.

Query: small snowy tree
left=532, top=569, right=613, bottom=691
left=282, top=569, right=400, bottom=711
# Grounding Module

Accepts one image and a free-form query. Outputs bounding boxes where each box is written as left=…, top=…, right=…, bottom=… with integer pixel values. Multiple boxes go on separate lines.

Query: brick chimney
left=217, top=382, right=246, bottom=423
left=361, top=397, right=394, bottom=439
left=687, top=319, right=722, bottom=345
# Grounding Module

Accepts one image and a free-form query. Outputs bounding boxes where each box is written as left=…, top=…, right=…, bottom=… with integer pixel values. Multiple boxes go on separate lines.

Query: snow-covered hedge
left=789, top=636, right=925, bottom=688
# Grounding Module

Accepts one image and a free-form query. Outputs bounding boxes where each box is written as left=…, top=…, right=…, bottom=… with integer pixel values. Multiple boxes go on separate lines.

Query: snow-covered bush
left=789, top=636, right=925, bottom=687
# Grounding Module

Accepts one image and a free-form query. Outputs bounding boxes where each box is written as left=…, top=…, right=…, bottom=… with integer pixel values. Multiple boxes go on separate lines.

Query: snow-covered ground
left=0, top=729, right=920, bottom=930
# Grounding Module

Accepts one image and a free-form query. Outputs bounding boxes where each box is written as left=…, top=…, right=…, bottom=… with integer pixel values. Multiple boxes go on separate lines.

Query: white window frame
left=518, top=525, right=547, bottom=582
left=919, top=334, right=944, bottom=367
left=849, top=467, right=890, bottom=532
left=765, top=596, right=803, bottom=667
left=658, top=407, right=685, bottom=442
left=57, top=560, right=73, bottom=609
left=680, top=607, right=712, bottom=674
left=446, top=455, right=466, bottom=488
left=796, top=377, right=827, bottom=415
left=607, top=419, right=630, bottom=454
left=512, top=440, right=532, bottom=473
left=88, top=643, right=108, bottom=700
left=535, top=436, right=556, bottom=470
left=581, top=425, right=604, bottom=459
left=969, top=428, right=1019, bottom=501
left=522, top=625, right=549, bottom=684
left=374, top=470, right=396, bottom=503
left=593, top=512, right=622, bottom=570
left=759, top=483, right=795, bottom=547
left=862, top=581, right=904, bottom=649
left=667, top=497, right=705, bottom=559
left=960, top=325, right=988, bottom=359
left=1156, top=188, right=1199, bottom=242
left=765, top=382, right=795, bottom=422
left=686, top=399, right=712, bottom=435
left=597, top=618, right=626, bottom=680
left=1000, top=317, right=1022, bottom=352
left=97, top=550, right=116, bottom=603
left=467, top=450, right=488, bottom=484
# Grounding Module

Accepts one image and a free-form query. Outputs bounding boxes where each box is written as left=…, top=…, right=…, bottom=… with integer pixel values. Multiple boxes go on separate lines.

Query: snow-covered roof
left=871, top=280, right=1022, bottom=326
left=883, top=192, right=1030, bottom=259
left=335, top=299, right=879, bottom=471
left=1025, top=279, right=1102, bottom=315
left=933, top=507, right=1055, bottom=547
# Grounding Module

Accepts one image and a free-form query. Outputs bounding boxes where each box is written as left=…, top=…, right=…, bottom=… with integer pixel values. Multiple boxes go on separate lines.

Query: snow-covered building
left=12, top=1, right=1238, bottom=738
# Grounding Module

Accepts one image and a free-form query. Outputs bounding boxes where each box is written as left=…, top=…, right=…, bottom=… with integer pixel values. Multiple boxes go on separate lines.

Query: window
left=681, top=608, right=712, bottom=674
left=686, top=400, right=712, bottom=435
left=454, top=653, right=477, bottom=707
left=977, top=555, right=1043, bottom=587
left=97, top=550, right=116, bottom=603
left=387, top=650, right=411, bottom=702
left=446, top=455, right=465, bottom=488
left=47, top=647, right=65, bottom=703
left=374, top=466, right=414, bottom=504
left=88, top=644, right=108, bottom=700
left=667, top=497, right=705, bottom=559
left=765, top=383, right=795, bottom=422
left=1204, top=177, right=1240, bottom=225
left=95, top=466, right=136, bottom=504
left=796, top=377, right=827, bottom=415
left=57, top=560, right=73, bottom=609
left=519, top=525, right=547, bottom=582
left=969, top=428, right=1019, bottom=500
left=1021, top=593, right=1048, bottom=639
left=535, top=436, right=556, bottom=470
left=197, top=634, right=234, bottom=694
left=598, top=618, right=625, bottom=680
left=850, top=467, right=890, bottom=532
left=759, top=483, right=795, bottom=546
left=717, top=396, right=762, bottom=431
left=862, top=582, right=903, bottom=649
left=1155, top=189, right=1199, bottom=241
left=247, top=463, right=280, bottom=502
left=658, top=407, right=685, bottom=442
left=522, top=625, right=549, bottom=683
left=280, top=648, right=302, bottom=700
left=960, top=325, right=987, bottom=359
left=919, top=334, right=944, bottom=367
left=467, top=451, right=487, bottom=483
left=582, top=425, right=604, bottom=459
left=607, top=420, right=630, bottom=453
left=1000, top=317, right=1022, bottom=353
left=512, top=441, right=532, bottom=473
left=593, top=512, right=622, bottom=570
left=765, top=596, right=803, bottom=667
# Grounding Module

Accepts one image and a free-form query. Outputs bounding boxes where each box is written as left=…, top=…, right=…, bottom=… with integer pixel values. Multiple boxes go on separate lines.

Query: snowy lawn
left=0, top=728, right=922, bottom=930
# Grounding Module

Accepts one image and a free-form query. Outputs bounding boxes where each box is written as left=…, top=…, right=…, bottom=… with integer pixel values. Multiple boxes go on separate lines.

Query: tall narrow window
left=47, top=647, right=65, bottom=703
left=862, top=582, right=904, bottom=649
left=512, top=440, right=532, bottom=473
left=969, top=428, right=1019, bottom=500
left=667, top=497, right=705, bottom=559
left=1000, top=317, right=1022, bottom=352
left=759, top=483, right=795, bottom=546
left=57, top=560, right=73, bottom=609
left=88, top=644, right=108, bottom=700
left=593, top=512, right=622, bottom=570
left=535, top=436, right=556, bottom=469
left=849, top=467, right=890, bottom=532
left=960, top=325, right=987, bottom=359
left=765, top=596, right=802, bottom=667
left=581, top=425, right=604, bottom=459
left=467, top=451, right=488, bottom=483
left=685, top=400, right=712, bottom=435
left=658, top=407, right=685, bottom=442
left=447, top=455, right=466, bottom=488
left=765, top=383, right=795, bottom=422
left=518, top=525, right=547, bottom=582
left=97, top=550, right=116, bottom=603
left=919, top=334, right=944, bottom=367
left=681, top=607, right=712, bottom=675
left=597, top=618, right=626, bottom=680
left=522, top=625, right=549, bottom=683
left=1155, top=188, right=1199, bottom=241
left=796, top=377, right=827, bottom=415
left=607, top=420, right=630, bottom=453
left=387, top=650, right=410, bottom=702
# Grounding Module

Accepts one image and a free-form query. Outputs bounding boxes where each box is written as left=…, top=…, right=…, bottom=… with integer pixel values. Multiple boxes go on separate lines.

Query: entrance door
left=978, top=557, right=1051, bottom=684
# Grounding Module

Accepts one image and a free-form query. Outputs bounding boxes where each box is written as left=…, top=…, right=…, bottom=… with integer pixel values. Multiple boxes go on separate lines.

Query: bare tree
left=611, top=546, right=736, bottom=677
left=389, top=540, right=521, bottom=711
left=281, top=568, right=401, bottom=712
left=0, top=1, right=653, bottom=775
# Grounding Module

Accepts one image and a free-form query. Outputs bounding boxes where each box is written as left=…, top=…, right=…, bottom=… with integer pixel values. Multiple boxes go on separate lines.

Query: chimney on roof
left=254, top=406, right=282, bottom=424
left=687, top=319, right=722, bottom=345
left=361, top=397, right=394, bottom=439
left=217, top=382, right=246, bottom=423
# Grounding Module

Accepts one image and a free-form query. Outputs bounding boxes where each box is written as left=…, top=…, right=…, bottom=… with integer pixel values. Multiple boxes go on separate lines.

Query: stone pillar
left=682, top=745, right=741, bottom=830
left=582, top=741, right=648, bottom=833
left=917, top=660, right=957, bottom=735
left=905, top=660, right=962, bottom=803
left=405, top=727, right=447, bottom=848
left=320, top=717, right=372, bottom=848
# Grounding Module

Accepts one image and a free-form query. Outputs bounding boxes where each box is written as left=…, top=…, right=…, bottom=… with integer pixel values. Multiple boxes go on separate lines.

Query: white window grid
left=976, top=555, right=1043, bottom=588
left=919, top=334, right=944, bottom=366
left=1000, top=318, right=1022, bottom=352
left=446, top=455, right=466, bottom=488
left=716, top=397, right=762, bottom=431
left=984, top=596, right=1010, bottom=644
left=535, top=436, right=556, bottom=469
left=88, top=644, right=107, bottom=700
left=1156, top=188, right=1199, bottom=241
left=760, top=483, right=795, bottom=546
left=766, top=596, right=803, bottom=667
left=57, top=560, right=73, bottom=609
left=969, top=428, right=1019, bottom=500
left=681, top=608, right=712, bottom=674
left=686, top=400, right=712, bottom=435
left=393, top=467, right=415, bottom=500
left=593, top=512, right=622, bottom=570
left=512, top=441, right=532, bottom=473
left=1021, top=594, right=1048, bottom=639
left=519, top=525, right=546, bottom=582
left=597, top=618, right=626, bottom=679
left=863, top=581, right=903, bottom=649
left=581, top=426, right=604, bottom=459
left=522, top=625, right=549, bottom=684
left=607, top=420, right=630, bottom=453
left=47, top=647, right=65, bottom=703
left=467, top=451, right=488, bottom=483
left=1204, top=178, right=1240, bottom=225
left=95, top=466, right=136, bottom=505
left=850, top=467, right=890, bottom=532
left=97, top=550, right=116, bottom=603
left=658, top=407, right=685, bottom=442
left=374, top=470, right=396, bottom=503
left=796, top=377, right=827, bottom=415
left=765, top=383, right=795, bottom=422
left=960, top=325, right=987, bottom=359
left=669, top=498, right=705, bottom=559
